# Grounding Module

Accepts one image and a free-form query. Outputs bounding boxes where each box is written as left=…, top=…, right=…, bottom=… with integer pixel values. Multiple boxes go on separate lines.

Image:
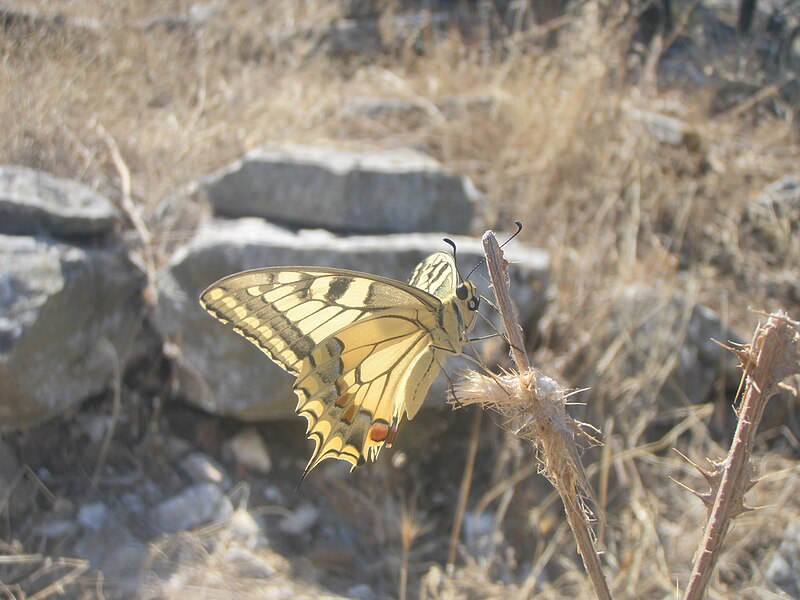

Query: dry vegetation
left=1, top=0, right=799, bottom=598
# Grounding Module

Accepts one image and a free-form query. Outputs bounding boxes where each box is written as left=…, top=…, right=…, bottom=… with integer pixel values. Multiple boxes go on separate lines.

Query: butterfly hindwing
left=294, top=306, right=439, bottom=475
left=200, top=253, right=479, bottom=478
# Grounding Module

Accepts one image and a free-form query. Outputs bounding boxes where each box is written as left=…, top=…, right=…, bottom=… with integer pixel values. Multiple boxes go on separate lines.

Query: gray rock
left=180, top=452, right=230, bottom=486
left=0, top=166, right=120, bottom=237
left=155, top=218, right=549, bottom=419
left=226, top=427, right=272, bottom=475
left=73, top=504, right=147, bottom=588
left=628, top=109, right=703, bottom=152
left=339, top=97, right=428, bottom=124
left=317, top=19, right=382, bottom=57
left=77, top=502, right=109, bottom=533
left=748, top=176, right=800, bottom=224
left=279, top=502, right=319, bottom=536
left=601, top=285, right=742, bottom=421
left=462, top=510, right=500, bottom=561
left=766, top=519, right=800, bottom=597
left=346, top=584, right=376, bottom=600
left=736, top=175, right=800, bottom=262
left=0, top=234, right=145, bottom=429
left=0, top=439, right=37, bottom=519
left=150, top=483, right=233, bottom=533
left=437, top=95, right=496, bottom=120
left=36, top=518, right=79, bottom=539
left=201, top=144, right=483, bottom=235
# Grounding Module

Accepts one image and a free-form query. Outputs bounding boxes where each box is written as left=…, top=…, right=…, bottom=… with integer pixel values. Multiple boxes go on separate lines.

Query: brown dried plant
left=453, top=229, right=611, bottom=600
left=680, top=311, right=800, bottom=600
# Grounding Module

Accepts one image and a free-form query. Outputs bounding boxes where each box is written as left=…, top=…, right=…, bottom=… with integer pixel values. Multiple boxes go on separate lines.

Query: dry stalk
left=682, top=311, right=800, bottom=600
left=453, top=230, right=611, bottom=600
left=447, top=407, right=482, bottom=570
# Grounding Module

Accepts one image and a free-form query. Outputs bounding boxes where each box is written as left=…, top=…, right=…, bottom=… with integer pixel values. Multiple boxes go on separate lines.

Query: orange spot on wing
left=369, top=421, right=390, bottom=443
left=335, top=392, right=351, bottom=408
left=342, top=403, right=357, bottom=424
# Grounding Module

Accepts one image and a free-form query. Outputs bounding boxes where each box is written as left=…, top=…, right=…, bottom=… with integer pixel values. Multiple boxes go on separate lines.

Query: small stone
left=150, top=483, right=233, bottom=533
left=180, top=451, right=230, bottom=486
left=347, top=584, right=376, bottom=600
left=73, top=512, right=147, bottom=588
left=37, top=518, right=79, bottom=539
left=78, top=502, right=109, bottom=533
left=227, top=427, right=272, bottom=475
left=462, top=511, right=499, bottom=560
left=120, top=493, right=146, bottom=517
left=75, top=414, right=114, bottom=444
left=279, top=502, right=319, bottom=536
left=262, top=485, right=284, bottom=504
left=629, top=108, right=703, bottom=151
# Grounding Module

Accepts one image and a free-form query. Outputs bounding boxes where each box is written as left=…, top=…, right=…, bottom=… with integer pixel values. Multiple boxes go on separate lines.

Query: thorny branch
left=682, top=311, right=800, bottom=600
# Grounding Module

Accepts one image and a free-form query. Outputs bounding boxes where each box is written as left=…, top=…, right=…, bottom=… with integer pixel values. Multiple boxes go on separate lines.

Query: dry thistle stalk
left=453, top=230, right=611, bottom=600
left=682, top=311, right=800, bottom=600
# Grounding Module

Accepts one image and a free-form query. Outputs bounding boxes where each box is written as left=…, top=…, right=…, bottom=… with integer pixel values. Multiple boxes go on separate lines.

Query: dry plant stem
left=683, top=312, right=800, bottom=600
left=481, top=231, right=611, bottom=600
left=482, top=233, right=529, bottom=371
left=447, top=406, right=483, bottom=569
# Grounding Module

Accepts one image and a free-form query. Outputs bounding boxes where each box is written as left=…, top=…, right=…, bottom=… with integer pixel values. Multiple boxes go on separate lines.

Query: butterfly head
left=454, top=280, right=480, bottom=331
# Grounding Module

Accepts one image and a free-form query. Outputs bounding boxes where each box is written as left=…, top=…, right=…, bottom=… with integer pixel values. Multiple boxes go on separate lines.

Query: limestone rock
left=150, top=483, right=234, bottom=534
left=155, top=218, right=549, bottom=420
left=226, top=427, right=272, bottom=475
left=766, top=519, right=800, bottom=598
left=201, top=144, right=483, bottom=235
left=599, top=284, right=743, bottom=422
left=0, top=234, right=145, bottom=428
left=0, top=166, right=120, bottom=237
left=73, top=501, right=148, bottom=590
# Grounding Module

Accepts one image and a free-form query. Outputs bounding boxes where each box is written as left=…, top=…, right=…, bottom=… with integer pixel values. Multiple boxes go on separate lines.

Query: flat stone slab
left=155, top=218, right=549, bottom=420
left=201, top=144, right=483, bottom=234
left=0, top=166, right=121, bottom=237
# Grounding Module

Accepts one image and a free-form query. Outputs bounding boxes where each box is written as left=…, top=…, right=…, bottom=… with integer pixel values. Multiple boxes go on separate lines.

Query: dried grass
left=2, top=0, right=799, bottom=598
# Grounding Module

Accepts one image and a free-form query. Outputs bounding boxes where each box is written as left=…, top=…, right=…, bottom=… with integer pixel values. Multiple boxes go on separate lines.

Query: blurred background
left=1, top=0, right=798, bottom=598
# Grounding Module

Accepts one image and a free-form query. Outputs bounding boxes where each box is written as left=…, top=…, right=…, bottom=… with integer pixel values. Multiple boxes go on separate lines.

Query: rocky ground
left=1, top=0, right=799, bottom=598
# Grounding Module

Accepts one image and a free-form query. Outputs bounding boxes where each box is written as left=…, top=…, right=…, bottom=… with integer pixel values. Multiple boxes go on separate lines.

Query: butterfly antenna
left=442, top=237, right=465, bottom=283
left=464, top=221, right=523, bottom=281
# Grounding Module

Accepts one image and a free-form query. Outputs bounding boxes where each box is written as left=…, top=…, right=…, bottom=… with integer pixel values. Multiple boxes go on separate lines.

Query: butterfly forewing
left=199, top=253, right=476, bottom=478
left=200, top=268, right=441, bottom=375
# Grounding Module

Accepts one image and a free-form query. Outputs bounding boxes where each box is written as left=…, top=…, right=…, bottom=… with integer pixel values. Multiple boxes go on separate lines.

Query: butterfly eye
left=468, top=297, right=480, bottom=311
left=456, top=283, right=469, bottom=300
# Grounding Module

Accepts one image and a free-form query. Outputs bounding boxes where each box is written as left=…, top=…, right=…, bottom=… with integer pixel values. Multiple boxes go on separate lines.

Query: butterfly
left=199, top=250, right=481, bottom=480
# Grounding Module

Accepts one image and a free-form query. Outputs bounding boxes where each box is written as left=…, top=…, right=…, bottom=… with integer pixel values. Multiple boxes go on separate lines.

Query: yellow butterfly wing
left=200, top=267, right=441, bottom=377
left=199, top=252, right=478, bottom=478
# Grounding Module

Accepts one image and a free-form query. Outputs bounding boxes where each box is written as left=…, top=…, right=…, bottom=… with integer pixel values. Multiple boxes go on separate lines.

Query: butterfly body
left=200, top=251, right=479, bottom=478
